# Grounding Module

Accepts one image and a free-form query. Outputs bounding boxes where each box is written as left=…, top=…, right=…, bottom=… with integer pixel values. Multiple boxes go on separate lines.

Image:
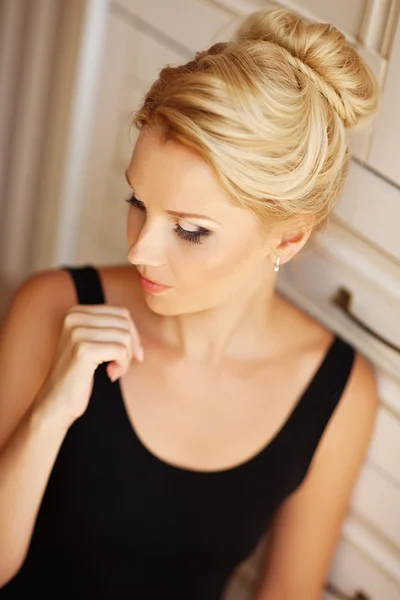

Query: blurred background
left=1, top=1, right=400, bottom=598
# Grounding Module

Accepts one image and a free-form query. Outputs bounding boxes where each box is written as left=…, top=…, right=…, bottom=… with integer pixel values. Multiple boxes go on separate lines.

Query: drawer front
left=223, top=532, right=400, bottom=599
left=327, top=535, right=400, bottom=600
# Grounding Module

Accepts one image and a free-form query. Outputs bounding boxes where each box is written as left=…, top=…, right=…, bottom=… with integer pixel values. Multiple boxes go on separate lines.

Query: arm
left=0, top=271, right=75, bottom=586
left=252, top=352, right=380, bottom=600
left=0, top=396, right=70, bottom=587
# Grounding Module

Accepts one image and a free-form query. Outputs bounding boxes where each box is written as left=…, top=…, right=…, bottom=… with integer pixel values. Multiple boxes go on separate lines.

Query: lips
left=140, top=273, right=165, bottom=286
left=138, top=272, right=170, bottom=294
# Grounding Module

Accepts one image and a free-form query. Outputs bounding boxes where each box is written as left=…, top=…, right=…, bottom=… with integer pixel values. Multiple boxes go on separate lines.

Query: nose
left=127, top=219, right=165, bottom=268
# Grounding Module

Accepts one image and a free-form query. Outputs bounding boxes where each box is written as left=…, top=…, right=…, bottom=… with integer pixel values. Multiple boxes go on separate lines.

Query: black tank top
left=0, top=265, right=356, bottom=599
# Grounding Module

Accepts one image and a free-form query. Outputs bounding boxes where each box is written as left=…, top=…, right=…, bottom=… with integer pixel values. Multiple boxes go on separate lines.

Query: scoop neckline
left=112, top=334, right=340, bottom=477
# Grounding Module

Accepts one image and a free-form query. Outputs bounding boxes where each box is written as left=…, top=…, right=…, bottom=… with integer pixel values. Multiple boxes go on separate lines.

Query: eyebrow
left=124, top=168, right=221, bottom=225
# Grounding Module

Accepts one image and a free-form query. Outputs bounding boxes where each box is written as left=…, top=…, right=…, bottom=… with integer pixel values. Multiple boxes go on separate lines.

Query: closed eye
left=174, top=224, right=210, bottom=244
left=125, top=193, right=211, bottom=245
left=126, top=193, right=146, bottom=211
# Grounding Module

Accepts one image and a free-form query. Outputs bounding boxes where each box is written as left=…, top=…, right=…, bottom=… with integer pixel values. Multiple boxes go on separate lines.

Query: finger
left=68, top=304, right=132, bottom=316
left=105, top=348, right=131, bottom=382
left=73, top=305, right=144, bottom=362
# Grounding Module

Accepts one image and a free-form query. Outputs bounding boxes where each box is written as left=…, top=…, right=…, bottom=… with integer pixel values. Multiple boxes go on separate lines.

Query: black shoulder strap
left=307, top=335, right=356, bottom=418
left=59, top=264, right=114, bottom=411
left=290, top=335, right=356, bottom=463
left=61, top=264, right=105, bottom=305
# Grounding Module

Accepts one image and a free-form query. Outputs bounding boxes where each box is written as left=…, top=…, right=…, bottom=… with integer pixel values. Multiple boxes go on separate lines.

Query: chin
left=143, top=294, right=180, bottom=316
left=143, top=293, right=211, bottom=317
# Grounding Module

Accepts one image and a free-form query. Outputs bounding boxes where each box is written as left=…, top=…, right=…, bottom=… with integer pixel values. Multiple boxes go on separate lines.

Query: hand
left=35, top=304, right=143, bottom=426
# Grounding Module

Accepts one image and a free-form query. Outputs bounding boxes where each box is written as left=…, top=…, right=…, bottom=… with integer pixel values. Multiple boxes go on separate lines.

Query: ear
left=274, top=222, right=314, bottom=266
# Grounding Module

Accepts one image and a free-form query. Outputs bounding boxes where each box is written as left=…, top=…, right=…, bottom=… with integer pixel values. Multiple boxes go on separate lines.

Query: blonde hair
left=132, top=8, right=379, bottom=233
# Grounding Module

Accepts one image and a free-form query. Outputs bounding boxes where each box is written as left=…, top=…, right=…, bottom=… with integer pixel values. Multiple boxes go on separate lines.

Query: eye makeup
left=125, top=193, right=211, bottom=245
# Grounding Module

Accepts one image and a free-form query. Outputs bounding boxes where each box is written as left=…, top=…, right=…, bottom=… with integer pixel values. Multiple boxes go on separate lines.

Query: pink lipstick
left=138, top=273, right=171, bottom=294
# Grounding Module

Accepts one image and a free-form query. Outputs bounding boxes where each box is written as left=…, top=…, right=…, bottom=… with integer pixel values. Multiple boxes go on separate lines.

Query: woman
left=0, top=7, right=380, bottom=600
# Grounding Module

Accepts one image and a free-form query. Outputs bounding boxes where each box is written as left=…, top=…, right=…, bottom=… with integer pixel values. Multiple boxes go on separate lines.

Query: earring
left=274, top=257, right=280, bottom=272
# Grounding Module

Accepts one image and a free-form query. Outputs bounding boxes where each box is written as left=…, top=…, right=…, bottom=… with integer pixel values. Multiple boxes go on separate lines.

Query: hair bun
left=233, top=8, right=379, bottom=129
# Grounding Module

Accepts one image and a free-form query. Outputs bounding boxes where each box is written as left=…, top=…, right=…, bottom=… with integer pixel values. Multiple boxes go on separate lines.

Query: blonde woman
left=0, top=8, right=380, bottom=600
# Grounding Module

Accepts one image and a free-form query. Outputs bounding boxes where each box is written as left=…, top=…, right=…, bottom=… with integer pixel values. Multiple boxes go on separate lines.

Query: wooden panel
left=114, top=0, right=234, bottom=53
left=334, top=159, right=400, bottom=263
left=223, top=523, right=400, bottom=598
left=114, top=27, right=187, bottom=168
left=351, top=465, right=400, bottom=549
left=359, top=0, right=400, bottom=56
left=327, top=535, right=400, bottom=600
left=368, top=406, right=400, bottom=482
left=368, top=16, right=400, bottom=187
left=77, top=12, right=132, bottom=248
left=276, top=0, right=369, bottom=40
left=377, top=372, right=400, bottom=415
left=346, top=47, right=387, bottom=162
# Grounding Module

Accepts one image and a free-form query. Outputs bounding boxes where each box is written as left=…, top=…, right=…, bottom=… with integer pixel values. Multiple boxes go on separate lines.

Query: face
left=125, top=127, right=275, bottom=316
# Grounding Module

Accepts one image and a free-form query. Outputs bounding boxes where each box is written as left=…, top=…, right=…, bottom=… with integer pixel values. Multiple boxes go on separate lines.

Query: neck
left=160, top=279, right=280, bottom=365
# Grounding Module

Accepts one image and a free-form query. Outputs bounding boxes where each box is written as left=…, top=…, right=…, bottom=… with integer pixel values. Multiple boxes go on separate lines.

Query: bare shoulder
left=0, top=267, right=80, bottom=448
left=273, top=291, right=336, bottom=361
left=1, top=266, right=78, bottom=333
left=275, top=292, right=333, bottom=341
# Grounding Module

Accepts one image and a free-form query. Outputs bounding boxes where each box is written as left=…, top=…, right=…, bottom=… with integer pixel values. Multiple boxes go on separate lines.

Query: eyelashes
left=126, top=193, right=146, bottom=212
left=125, top=193, right=211, bottom=245
left=175, top=225, right=210, bottom=245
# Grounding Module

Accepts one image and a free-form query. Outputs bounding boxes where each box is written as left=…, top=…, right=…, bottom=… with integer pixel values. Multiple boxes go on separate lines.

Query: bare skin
left=98, top=263, right=335, bottom=472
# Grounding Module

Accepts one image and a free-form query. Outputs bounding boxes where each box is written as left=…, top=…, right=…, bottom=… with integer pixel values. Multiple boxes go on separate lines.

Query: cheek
left=174, top=233, right=263, bottom=287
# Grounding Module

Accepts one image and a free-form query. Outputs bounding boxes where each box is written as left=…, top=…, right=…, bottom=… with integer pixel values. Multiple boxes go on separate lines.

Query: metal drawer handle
left=325, top=581, right=371, bottom=599
left=331, top=287, right=400, bottom=354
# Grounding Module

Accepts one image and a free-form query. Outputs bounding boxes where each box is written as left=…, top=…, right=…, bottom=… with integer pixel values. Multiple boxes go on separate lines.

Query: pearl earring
left=274, top=257, right=280, bottom=272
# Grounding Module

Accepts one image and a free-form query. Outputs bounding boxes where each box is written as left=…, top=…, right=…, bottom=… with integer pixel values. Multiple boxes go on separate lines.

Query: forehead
left=127, top=128, right=237, bottom=215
